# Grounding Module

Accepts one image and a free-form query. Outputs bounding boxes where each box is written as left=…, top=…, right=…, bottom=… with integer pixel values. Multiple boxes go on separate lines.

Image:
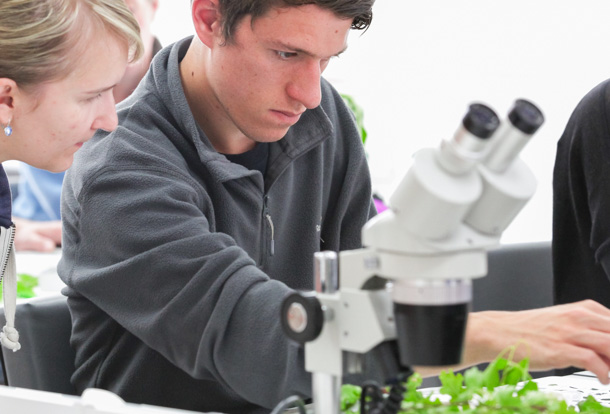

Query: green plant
left=341, top=345, right=610, bottom=413
left=341, top=93, right=368, bottom=145
left=0, top=273, right=39, bottom=300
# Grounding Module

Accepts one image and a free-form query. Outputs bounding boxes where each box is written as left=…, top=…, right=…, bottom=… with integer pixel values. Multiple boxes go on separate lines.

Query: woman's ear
left=0, top=79, right=17, bottom=126
left=192, top=0, right=222, bottom=48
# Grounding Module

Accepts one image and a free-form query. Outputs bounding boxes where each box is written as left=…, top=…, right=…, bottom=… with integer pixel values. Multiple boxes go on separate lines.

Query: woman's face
left=8, top=30, right=129, bottom=172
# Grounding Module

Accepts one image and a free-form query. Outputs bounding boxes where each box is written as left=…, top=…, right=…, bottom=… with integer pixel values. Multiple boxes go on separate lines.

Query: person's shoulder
left=559, top=79, right=610, bottom=149
left=573, top=78, right=610, bottom=117
left=72, top=95, right=181, bottom=178
left=116, top=91, right=167, bottom=135
left=319, top=77, right=353, bottom=124
left=320, top=77, right=342, bottom=107
left=588, top=78, right=610, bottom=97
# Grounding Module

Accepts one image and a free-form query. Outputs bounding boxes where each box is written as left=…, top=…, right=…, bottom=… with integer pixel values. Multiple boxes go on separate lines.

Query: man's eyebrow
left=270, top=41, right=348, bottom=58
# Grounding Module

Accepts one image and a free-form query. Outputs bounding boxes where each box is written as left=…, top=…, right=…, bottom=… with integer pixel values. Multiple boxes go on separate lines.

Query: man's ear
left=192, top=0, right=222, bottom=48
left=0, top=79, right=17, bottom=126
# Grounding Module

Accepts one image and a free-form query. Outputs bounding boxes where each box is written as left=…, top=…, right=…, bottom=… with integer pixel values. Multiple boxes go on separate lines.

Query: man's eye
left=276, top=51, right=297, bottom=60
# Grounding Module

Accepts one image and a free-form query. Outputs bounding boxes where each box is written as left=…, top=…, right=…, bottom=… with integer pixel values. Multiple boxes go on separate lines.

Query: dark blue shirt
left=0, top=165, right=13, bottom=228
left=224, top=143, right=269, bottom=177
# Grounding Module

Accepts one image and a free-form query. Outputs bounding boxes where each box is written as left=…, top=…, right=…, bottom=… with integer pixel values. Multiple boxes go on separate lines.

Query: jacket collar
left=151, top=36, right=333, bottom=184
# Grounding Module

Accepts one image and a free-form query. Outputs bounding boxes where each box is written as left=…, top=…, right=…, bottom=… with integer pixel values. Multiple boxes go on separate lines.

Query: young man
left=60, top=1, right=375, bottom=412
left=59, top=1, right=610, bottom=413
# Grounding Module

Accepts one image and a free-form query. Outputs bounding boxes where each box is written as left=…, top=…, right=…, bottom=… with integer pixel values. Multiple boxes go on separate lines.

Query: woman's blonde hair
left=0, top=0, right=144, bottom=88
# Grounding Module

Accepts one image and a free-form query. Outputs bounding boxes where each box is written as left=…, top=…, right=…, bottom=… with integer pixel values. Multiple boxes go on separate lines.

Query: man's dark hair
left=218, top=0, right=374, bottom=43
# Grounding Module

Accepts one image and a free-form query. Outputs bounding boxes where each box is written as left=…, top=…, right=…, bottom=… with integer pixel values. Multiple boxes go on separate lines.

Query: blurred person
left=553, top=78, right=610, bottom=375
left=11, top=0, right=160, bottom=252
left=0, top=0, right=142, bottom=351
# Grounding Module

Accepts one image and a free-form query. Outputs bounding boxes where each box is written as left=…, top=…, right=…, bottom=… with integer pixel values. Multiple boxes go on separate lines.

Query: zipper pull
left=264, top=196, right=275, bottom=256
left=265, top=214, right=275, bottom=256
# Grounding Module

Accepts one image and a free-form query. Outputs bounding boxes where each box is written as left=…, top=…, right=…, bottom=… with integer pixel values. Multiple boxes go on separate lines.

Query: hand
left=12, top=217, right=62, bottom=252
left=464, top=300, right=610, bottom=384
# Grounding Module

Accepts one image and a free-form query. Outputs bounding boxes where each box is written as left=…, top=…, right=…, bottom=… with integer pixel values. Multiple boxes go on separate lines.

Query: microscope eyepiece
left=436, top=103, right=499, bottom=176
left=481, top=98, right=545, bottom=175
left=508, top=99, right=544, bottom=134
left=462, top=103, right=500, bottom=139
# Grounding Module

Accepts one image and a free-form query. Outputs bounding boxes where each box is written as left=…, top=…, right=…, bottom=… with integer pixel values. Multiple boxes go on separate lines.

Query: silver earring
left=3, top=119, right=12, bottom=137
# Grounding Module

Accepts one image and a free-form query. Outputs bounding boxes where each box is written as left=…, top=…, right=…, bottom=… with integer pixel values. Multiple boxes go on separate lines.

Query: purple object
left=374, top=197, right=388, bottom=213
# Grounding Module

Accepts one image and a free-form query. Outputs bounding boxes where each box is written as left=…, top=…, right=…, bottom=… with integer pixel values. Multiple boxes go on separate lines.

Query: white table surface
left=534, top=371, right=610, bottom=407
left=14, top=249, right=64, bottom=300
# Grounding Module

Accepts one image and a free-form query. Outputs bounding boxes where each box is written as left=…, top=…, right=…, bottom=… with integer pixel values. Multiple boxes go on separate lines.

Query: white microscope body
left=281, top=99, right=544, bottom=414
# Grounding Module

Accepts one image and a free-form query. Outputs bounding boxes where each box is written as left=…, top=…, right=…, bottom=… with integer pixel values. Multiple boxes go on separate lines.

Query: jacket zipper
left=261, top=137, right=324, bottom=259
left=0, top=224, right=15, bottom=285
left=264, top=196, right=275, bottom=257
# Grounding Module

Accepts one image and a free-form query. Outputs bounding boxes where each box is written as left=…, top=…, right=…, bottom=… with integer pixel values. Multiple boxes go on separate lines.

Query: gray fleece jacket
left=58, top=37, right=375, bottom=413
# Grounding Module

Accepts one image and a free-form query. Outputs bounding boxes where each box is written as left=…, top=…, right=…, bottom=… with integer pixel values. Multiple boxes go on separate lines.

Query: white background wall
left=153, top=1, right=610, bottom=244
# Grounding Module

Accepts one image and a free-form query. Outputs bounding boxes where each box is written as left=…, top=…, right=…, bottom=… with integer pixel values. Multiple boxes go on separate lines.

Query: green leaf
left=0, top=273, right=39, bottom=300
left=404, top=372, right=425, bottom=403
left=482, top=357, right=507, bottom=390
left=18, top=273, right=39, bottom=288
left=439, top=370, right=464, bottom=401
left=338, top=345, right=610, bottom=413
left=516, top=380, right=539, bottom=397
left=464, top=366, right=485, bottom=391
left=578, top=394, right=610, bottom=412
left=340, top=384, right=361, bottom=411
left=489, top=386, right=517, bottom=408
left=504, top=366, right=525, bottom=386
left=340, top=93, right=368, bottom=145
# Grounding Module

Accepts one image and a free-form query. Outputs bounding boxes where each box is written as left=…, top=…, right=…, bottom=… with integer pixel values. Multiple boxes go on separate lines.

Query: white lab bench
left=14, top=249, right=65, bottom=297
left=534, top=371, right=610, bottom=407
left=0, top=385, right=219, bottom=414
left=0, top=372, right=609, bottom=413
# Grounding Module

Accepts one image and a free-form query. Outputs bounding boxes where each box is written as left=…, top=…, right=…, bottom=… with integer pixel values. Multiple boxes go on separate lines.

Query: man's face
left=204, top=4, right=352, bottom=145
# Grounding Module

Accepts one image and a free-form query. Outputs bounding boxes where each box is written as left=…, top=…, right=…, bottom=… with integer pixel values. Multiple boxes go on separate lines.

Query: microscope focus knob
left=280, top=292, right=324, bottom=343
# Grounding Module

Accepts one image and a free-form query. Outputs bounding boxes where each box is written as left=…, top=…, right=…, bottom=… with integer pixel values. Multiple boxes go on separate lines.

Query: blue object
left=0, top=165, right=13, bottom=228
left=13, top=164, right=63, bottom=221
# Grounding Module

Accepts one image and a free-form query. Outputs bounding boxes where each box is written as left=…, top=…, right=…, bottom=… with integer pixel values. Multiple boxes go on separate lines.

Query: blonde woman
left=0, top=0, right=143, bottom=352
left=12, top=0, right=161, bottom=253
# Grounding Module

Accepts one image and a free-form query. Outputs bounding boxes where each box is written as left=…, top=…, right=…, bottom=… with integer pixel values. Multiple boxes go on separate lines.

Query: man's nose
left=286, top=60, right=323, bottom=110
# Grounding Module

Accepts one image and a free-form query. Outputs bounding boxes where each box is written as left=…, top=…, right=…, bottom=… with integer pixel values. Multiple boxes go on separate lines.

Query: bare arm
left=13, top=217, right=61, bottom=252
left=414, top=300, right=610, bottom=384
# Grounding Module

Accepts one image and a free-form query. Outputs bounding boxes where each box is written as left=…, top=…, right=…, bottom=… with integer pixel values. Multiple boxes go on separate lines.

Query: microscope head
left=390, top=103, right=500, bottom=366
left=386, top=100, right=543, bottom=367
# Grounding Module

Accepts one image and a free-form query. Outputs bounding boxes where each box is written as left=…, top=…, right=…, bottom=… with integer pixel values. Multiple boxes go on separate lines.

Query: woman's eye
left=86, top=94, right=103, bottom=103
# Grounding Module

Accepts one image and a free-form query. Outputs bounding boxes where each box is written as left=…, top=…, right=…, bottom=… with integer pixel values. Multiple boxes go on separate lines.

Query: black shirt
left=553, top=78, right=610, bottom=308
left=224, top=143, right=269, bottom=177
